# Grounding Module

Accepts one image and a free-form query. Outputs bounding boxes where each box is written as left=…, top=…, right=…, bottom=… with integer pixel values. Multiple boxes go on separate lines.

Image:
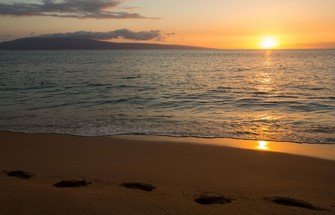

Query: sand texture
left=0, top=131, right=334, bottom=214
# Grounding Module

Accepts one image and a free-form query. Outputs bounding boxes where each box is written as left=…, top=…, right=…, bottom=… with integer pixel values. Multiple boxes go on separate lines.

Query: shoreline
left=2, top=130, right=335, bottom=161
left=118, top=134, right=335, bottom=161
left=1, top=131, right=335, bottom=214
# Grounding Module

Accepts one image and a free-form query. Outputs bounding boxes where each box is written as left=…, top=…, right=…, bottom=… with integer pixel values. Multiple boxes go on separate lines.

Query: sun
left=259, top=36, right=280, bottom=49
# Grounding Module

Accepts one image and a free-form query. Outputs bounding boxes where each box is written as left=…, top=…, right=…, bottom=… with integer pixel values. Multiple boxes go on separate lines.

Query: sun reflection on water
left=257, top=140, right=269, bottom=150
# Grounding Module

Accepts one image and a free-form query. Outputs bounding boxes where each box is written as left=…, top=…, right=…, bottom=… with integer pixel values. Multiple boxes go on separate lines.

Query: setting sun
left=259, top=36, right=280, bottom=49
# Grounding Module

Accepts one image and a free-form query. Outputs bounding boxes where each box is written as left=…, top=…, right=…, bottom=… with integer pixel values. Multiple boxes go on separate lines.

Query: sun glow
left=257, top=141, right=269, bottom=150
left=259, top=36, right=280, bottom=49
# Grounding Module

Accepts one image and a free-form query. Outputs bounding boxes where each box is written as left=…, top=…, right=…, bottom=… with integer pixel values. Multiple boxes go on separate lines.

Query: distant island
left=0, top=37, right=208, bottom=50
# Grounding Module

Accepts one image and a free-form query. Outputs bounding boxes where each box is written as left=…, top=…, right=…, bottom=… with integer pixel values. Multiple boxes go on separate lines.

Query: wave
left=1, top=49, right=334, bottom=145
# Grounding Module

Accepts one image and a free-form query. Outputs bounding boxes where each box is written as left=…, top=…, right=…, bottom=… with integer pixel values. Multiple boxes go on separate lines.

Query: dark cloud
left=38, top=29, right=163, bottom=41
left=0, top=0, right=155, bottom=19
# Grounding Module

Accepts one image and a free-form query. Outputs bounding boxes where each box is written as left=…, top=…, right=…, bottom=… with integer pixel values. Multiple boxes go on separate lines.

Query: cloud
left=0, top=0, right=155, bottom=19
left=38, top=29, right=163, bottom=41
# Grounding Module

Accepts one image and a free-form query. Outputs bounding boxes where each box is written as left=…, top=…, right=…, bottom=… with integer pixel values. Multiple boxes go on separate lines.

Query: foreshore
left=1, top=131, right=334, bottom=214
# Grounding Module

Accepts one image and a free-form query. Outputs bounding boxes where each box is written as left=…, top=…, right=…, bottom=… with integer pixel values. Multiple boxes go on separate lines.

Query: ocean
left=0, top=49, right=334, bottom=144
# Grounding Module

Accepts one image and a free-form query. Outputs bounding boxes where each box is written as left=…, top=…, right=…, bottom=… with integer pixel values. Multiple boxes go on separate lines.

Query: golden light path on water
left=114, top=44, right=332, bottom=150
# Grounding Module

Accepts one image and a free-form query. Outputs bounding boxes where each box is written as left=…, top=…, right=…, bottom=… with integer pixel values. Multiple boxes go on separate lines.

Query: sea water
left=0, top=49, right=334, bottom=144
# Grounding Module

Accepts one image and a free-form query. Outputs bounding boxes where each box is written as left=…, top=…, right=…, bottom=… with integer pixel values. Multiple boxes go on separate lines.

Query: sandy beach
left=1, top=131, right=335, bottom=215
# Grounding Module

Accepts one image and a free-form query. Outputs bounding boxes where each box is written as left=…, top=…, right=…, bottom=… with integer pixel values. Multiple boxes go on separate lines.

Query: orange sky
left=0, top=0, right=334, bottom=49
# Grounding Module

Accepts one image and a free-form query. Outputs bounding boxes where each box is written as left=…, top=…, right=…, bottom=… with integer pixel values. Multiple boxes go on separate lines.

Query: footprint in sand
left=121, top=182, right=156, bottom=192
left=195, top=194, right=232, bottom=205
left=6, top=170, right=35, bottom=179
left=264, top=196, right=322, bottom=210
left=54, top=180, right=91, bottom=188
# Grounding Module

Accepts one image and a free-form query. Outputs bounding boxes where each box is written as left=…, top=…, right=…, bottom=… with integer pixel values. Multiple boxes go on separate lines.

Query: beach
left=1, top=0, right=335, bottom=214
left=1, top=131, right=334, bottom=214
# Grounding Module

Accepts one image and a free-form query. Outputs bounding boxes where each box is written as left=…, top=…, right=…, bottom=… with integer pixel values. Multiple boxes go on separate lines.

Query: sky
left=0, top=0, right=335, bottom=49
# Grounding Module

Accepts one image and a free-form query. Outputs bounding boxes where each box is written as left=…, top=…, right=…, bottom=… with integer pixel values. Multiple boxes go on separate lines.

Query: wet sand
left=0, top=131, right=334, bottom=214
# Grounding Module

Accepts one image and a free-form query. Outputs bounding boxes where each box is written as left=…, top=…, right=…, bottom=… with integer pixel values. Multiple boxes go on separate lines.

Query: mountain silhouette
left=0, top=37, right=208, bottom=50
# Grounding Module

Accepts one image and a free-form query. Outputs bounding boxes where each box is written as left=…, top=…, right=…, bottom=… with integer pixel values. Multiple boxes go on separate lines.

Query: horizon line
left=1, top=37, right=335, bottom=50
